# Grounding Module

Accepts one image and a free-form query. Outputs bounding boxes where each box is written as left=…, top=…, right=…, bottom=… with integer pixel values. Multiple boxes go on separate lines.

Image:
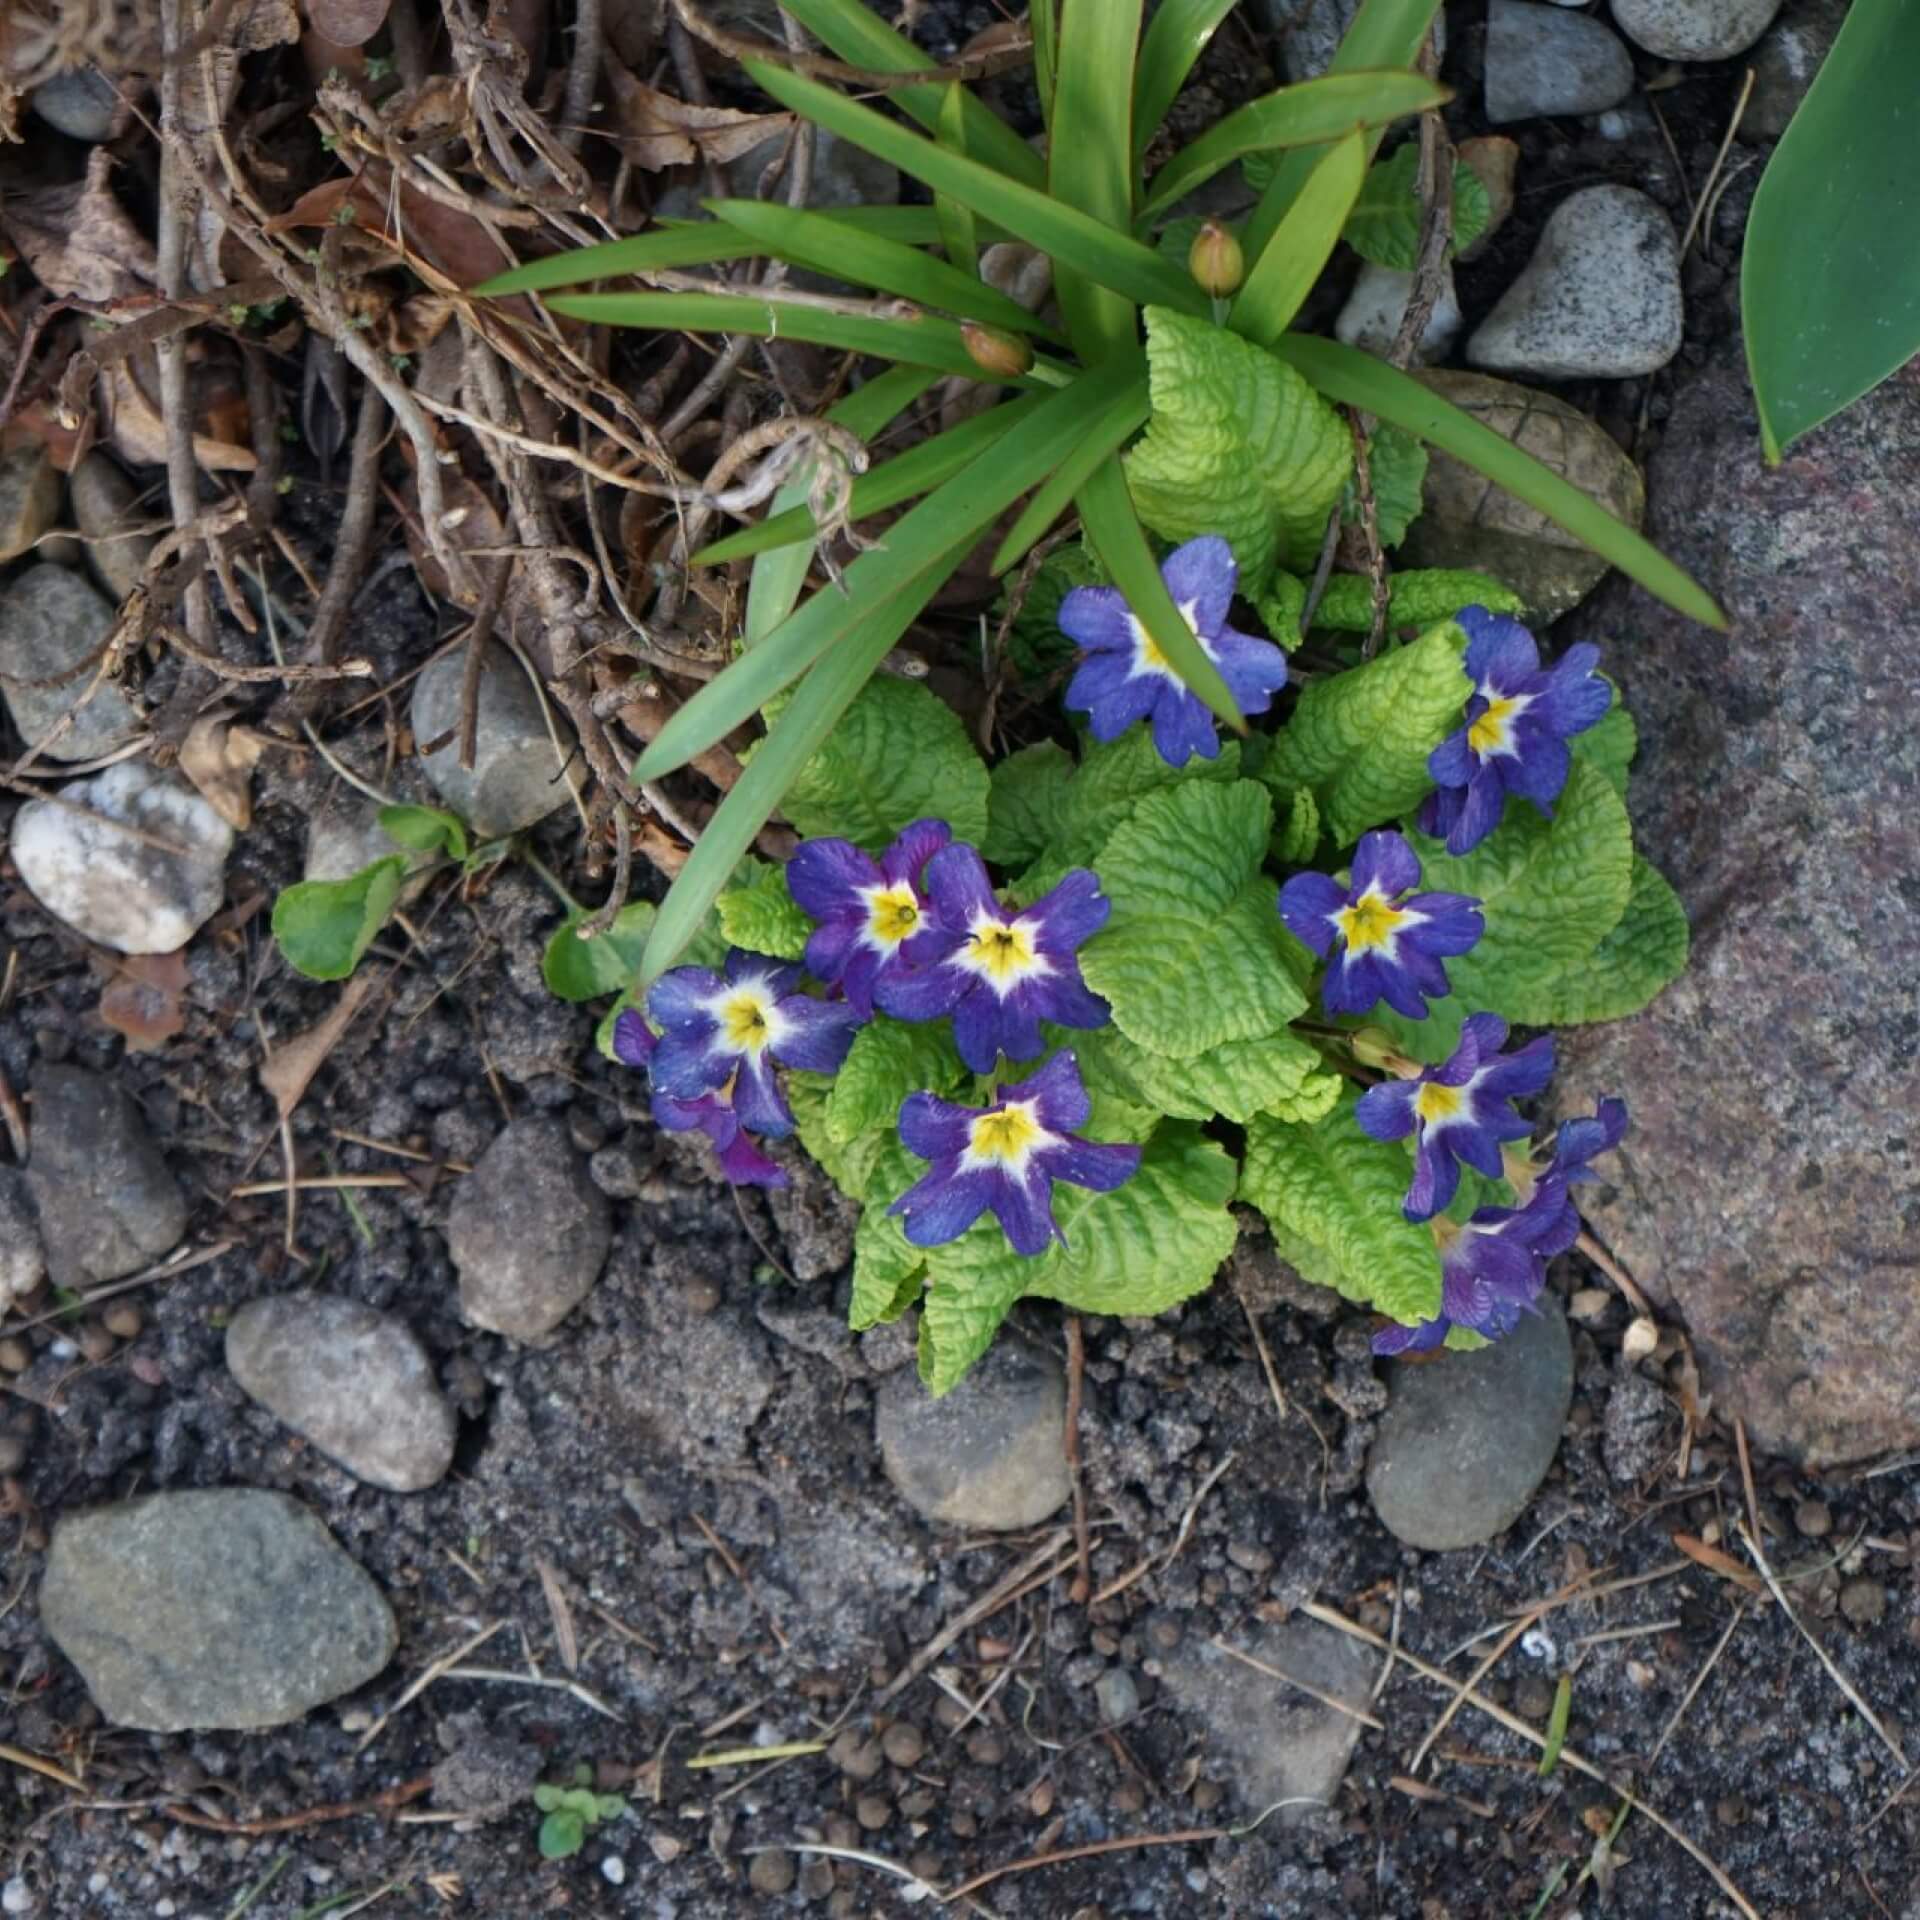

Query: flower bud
left=961, top=321, right=1033, bottom=380
left=1348, top=1027, right=1404, bottom=1072
left=1188, top=220, right=1244, bottom=298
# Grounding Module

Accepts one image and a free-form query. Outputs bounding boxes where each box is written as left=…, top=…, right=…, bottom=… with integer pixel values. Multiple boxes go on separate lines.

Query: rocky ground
left=4, top=2, right=1919, bottom=1918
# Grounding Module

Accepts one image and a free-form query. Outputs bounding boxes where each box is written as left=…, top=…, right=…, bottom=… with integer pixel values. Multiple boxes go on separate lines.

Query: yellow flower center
left=1334, top=892, right=1406, bottom=954
left=866, top=884, right=920, bottom=946
left=967, top=919, right=1037, bottom=986
left=1413, top=1081, right=1465, bottom=1127
left=1468, top=693, right=1522, bottom=757
left=720, top=991, right=774, bottom=1053
left=969, top=1104, right=1041, bottom=1166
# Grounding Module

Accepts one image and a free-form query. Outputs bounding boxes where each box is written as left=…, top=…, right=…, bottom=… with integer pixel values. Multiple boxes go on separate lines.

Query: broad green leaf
left=1498, top=855, right=1688, bottom=1027
left=1079, top=780, right=1307, bottom=1057
left=1572, top=687, right=1636, bottom=798
left=1025, top=726, right=1244, bottom=881
left=1138, top=71, right=1449, bottom=224
left=1271, top=781, right=1321, bottom=865
left=1239, top=1092, right=1443, bottom=1325
left=271, top=857, right=406, bottom=982
left=715, top=858, right=810, bottom=960
left=850, top=1177, right=928, bottom=1331
left=1133, top=0, right=1242, bottom=172
left=1231, top=131, right=1369, bottom=346
left=1250, top=569, right=1308, bottom=648
left=1310, top=568, right=1522, bottom=633
left=1346, top=420, right=1427, bottom=549
left=377, top=803, right=466, bottom=861
left=1342, top=143, right=1491, bottom=269
left=1741, top=0, right=1920, bottom=460
left=984, top=741, right=1076, bottom=868
left=744, top=62, right=1208, bottom=322
left=773, top=673, right=989, bottom=850
left=829, top=1020, right=967, bottom=1146
left=991, top=380, right=1151, bottom=575
left=788, top=1069, right=888, bottom=1198
left=1128, top=306, right=1351, bottom=583
left=1269, top=336, right=1728, bottom=629
left=1074, top=1019, right=1336, bottom=1125
left=1262, top=617, right=1469, bottom=844
left=542, top=900, right=657, bottom=1001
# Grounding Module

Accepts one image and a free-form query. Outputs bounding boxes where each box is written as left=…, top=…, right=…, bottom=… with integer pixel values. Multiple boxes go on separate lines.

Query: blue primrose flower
left=889, top=1050, right=1141, bottom=1257
left=877, top=845, right=1112, bottom=1075
left=1355, top=1013, right=1555, bottom=1222
left=1518, top=1095, right=1631, bottom=1249
left=645, top=948, right=861, bottom=1138
left=611, top=1011, right=787, bottom=1189
left=787, top=819, right=951, bottom=1019
left=1278, top=829, right=1484, bottom=1020
left=1059, top=535, right=1288, bottom=769
left=1372, top=1173, right=1578, bottom=1355
left=1419, top=606, right=1612, bottom=856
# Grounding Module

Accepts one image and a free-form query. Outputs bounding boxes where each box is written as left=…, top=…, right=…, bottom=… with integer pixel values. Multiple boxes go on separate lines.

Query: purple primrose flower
left=1278, top=829, right=1484, bottom=1020
left=889, top=1050, right=1141, bottom=1257
left=1419, top=606, right=1611, bottom=856
left=787, top=819, right=951, bottom=1018
left=1518, top=1094, right=1631, bottom=1250
left=1059, top=535, right=1288, bottom=769
left=877, top=844, right=1111, bottom=1074
left=1355, top=1012, right=1555, bottom=1222
left=611, top=1010, right=787, bottom=1189
left=645, top=947, right=860, bottom=1139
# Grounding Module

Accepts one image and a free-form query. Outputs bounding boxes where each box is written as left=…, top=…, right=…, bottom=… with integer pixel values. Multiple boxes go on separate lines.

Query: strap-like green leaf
left=990, top=377, right=1149, bottom=574
left=933, top=83, right=980, bottom=277
left=1231, top=130, right=1368, bottom=346
left=1271, top=335, right=1728, bottom=629
left=744, top=61, right=1208, bottom=323
left=1132, top=0, right=1241, bottom=173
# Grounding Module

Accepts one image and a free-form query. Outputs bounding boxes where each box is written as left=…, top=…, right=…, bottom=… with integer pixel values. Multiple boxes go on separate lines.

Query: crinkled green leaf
left=1312, top=568, right=1523, bottom=634
left=1271, top=782, right=1321, bottom=866
left=1250, top=569, right=1307, bottom=648
left=1572, top=685, right=1636, bottom=798
left=271, top=857, right=406, bottom=983
left=1074, top=1019, right=1336, bottom=1125
left=1125, top=306, right=1351, bottom=584
left=1342, top=144, right=1491, bottom=270
left=716, top=858, right=810, bottom=961
left=378, top=803, right=467, bottom=861
left=829, top=1019, right=967, bottom=1146
left=1498, top=855, right=1689, bottom=1027
left=1079, top=781, right=1306, bottom=1058
left=1345, top=420, right=1427, bottom=549
left=998, top=542, right=1106, bottom=679
left=1040, top=727, right=1244, bottom=876
left=850, top=1137, right=930, bottom=1330
left=984, top=742, right=1076, bottom=868
left=1239, top=1092, right=1442, bottom=1325
left=1262, top=618, right=1469, bottom=844
left=774, top=674, right=989, bottom=850
left=788, top=1070, right=887, bottom=1198
left=543, top=901, right=657, bottom=1001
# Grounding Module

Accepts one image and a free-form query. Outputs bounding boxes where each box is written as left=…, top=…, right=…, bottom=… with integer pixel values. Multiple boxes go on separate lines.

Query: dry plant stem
left=162, top=1774, right=432, bottom=1836
left=1680, top=67, right=1757, bottom=257
left=1647, top=1600, right=1746, bottom=1770
left=0, top=1744, right=84, bottom=1792
left=306, top=382, right=389, bottom=671
left=1063, top=1316, right=1092, bottom=1605
left=457, top=562, right=511, bottom=771
left=940, top=1827, right=1226, bottom=1906
left=1409, top=1605, right=1547, bottom=1773
left=160, top=623, right=371, bottom=683
left=1348, top=410, right=1389, bottom=659
left=668, top=0, right=1034, bottom=91
left=1209, top=1639, right=1386, bottom=1732
left=560, top=0, right=604, bottom=155
left=1574, top=1228, right=1656, bottom=1318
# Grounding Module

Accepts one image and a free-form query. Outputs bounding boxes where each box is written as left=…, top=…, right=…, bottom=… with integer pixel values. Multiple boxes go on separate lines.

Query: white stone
left=600, top=1858, right=628, bottom=1887
left=1611, top=0, right=1782, bottom=60
left=1335, top=262, right=1462, bottom=365
left=1468, top=185, right=1683, bottom=381
left=10, top=761, right=233, bottom=954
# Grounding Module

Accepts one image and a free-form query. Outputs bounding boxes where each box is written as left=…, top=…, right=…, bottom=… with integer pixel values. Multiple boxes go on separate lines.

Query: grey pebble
left=1484, top=0, right=1635, bottom=124
left=1095, top=1668, right=1141, bottom=1726
left=0, top=1170, right=47, bottom=1316
left=1612, top=0, right=1782, bottom=60
left=30, top=67, right=122, bottom=142
left=0, top=563, right=142, bottom=761
left=1602, top=1360, right=1672, bottom=1484
left=0, top=445, right=60, bottom=566
left=67, top=453, right=155, bottom=605
left=411, top=640, right=581, bottom=836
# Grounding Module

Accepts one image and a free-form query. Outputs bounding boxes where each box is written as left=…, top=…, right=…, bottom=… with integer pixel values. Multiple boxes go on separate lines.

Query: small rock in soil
left=1839, top=1578, right=1886, bottom=1627
left=303, top=787, right=435, bottom=898
left=748, top=1850, right=796, bottom=1895
left=1795, top=1499, right=1833, bottom=1540
left=880, top=1721, right=924, bottom=1768
left=1613, top=0, right=1782, bottom=60
left=0, top=1170, right=47, bottom=1315
left=446, top=1118, right=610, bottom=1338
left=1469, top=185, right=1684, bottom=381
left=66, top=452, right=154, bottom=605
left=1096, top=1667, right=1142, bottom=1726
left=225, top=1292, right=458, bottom=1492
left=0, top=563, right=143, bottom=761
left=1334, top=262, right=1462, bottom=365
left=1397, top=371, right=1645, bottom=623
left=1367, top=1297, right=1573, bottom=1551
left=1484, top=0, right=1635, bottom=123
left=411, top=640, right=580, bottom=836
left=30, top=66, right=121, bottom=140
left=1161, top=1620, right=1376, bottom=1825
left=1258, top=0, right=1445, bottom=82
left=875, top=1333, right=1070, bottom=1531
left=1744, top=0, right=1846, bottom=140
left=431, top=1710, right=541, bottom=1815
left=23, top=1065, right=185, bottom=1288
left=40, top=1488, right=397, bottom=1731
left=1455, top=136, right=1519, bottom=261
left=1602, top=1360, right=1672, bottom=1484
left=11, top=761, right=232, bottom=953
left=0, top=445, right=60, bottom=565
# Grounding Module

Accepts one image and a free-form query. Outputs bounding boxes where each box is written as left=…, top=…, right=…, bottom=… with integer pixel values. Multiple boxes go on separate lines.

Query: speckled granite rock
left=1555, top=346, right=1920, bottom=1468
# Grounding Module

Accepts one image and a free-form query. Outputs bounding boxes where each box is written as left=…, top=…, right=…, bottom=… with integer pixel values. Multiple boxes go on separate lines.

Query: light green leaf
left=1498, top=855, right=1689, bottom=1027
left=1133, top=0, right=1242, bottom=172
left=829, top=1020, right=967, bottom=1146
left=1342, top=143, right=1491, bottom=269
left=984, top=742, right=1076, bottom=868
left=1250, top=569, right=1307, bottom=648
left=271, top=857, right=406, bottom=983
left=788, top=1069, right=887, bottom=1199
left=1262, top=618, right=1469, bottom=844
left=1231, top=130, right=1369, bottom=346
left=378, top=803, right=466, bottom=861
left=543, top=901, right=657, bottom=1001
left=715, top=859, right=810, bottom=961
left=1074, top=1019, right=1336, bottom=1125
left=773, top=674, right=988, bottom=850
left=1079, top=781, right=1307, bottom=1058
left=1127, top=306, right=1351, bottom=584
left=1240, top=1093, right=1443, bottom=1325
left=990, top=382, right=1152, bottom=575
left=850, top=1136, right=931, bottom=1329
left=1310, top=568, right=1523, bottom=633
left=1271, top=781, right=1321, bottom=866
left=1572, top=685, right=1636, bottom=798
left=1347, top=420, right=1427, bottom=549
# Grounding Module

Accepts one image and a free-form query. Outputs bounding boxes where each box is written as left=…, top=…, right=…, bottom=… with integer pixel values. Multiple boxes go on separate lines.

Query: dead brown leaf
left=260, top=971, right=379, bottom=1121
left=604, top=59, right=791, bottom=171
left=179, top=712, right=266, bottom=830
left=98, top=949, right=191, bottom=1052
left=1671, top=1531, right=1765, bottom=1594
left=305, top=0, right=390, bottom=46
left=268, top=170, right=515, bottom=291
left=100, top=356, right=257, bottom=474
left=3, top=148, right=157, bottom=305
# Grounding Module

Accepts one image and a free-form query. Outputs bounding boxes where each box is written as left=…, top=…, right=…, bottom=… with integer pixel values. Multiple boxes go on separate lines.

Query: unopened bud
left=1348, top=1027, right=1403, bottom=1072
left=961, top=320, right=1033, bottom=380
left=1188, top=220, right=1244, bottom=298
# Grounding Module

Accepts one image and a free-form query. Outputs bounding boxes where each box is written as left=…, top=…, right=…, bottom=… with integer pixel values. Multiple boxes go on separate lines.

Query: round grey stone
left=40, top=1489, right=397, bottom=1731
left=0, top=563, right=143, bottom=761
left=67, top=452, right=156, bottom=606
left=1612, top=0, right=1782, bottom=60
left=0, top=1170, right=46, bottom=1316
left=226, top=1293, right=458, bottom=1492
left=1743, top=0, right=1846, bottom=141
left=0, top=445, right=60, bottom=567
left=30, top=67, right=121, bottom=142
left=1484, top=0, right=1635, bottom=124
left=1335, top=262, right=1462, bottom=365
left=447, top=1118, right=611, bottom=1339
left=875, top=1335, right=1069, bottom=1531
left=1367, top=1298, right=1573, bottom=1551
left=411, top=640, right=579, bottom=837
left=1469, top=185, right=1684, bottom=381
